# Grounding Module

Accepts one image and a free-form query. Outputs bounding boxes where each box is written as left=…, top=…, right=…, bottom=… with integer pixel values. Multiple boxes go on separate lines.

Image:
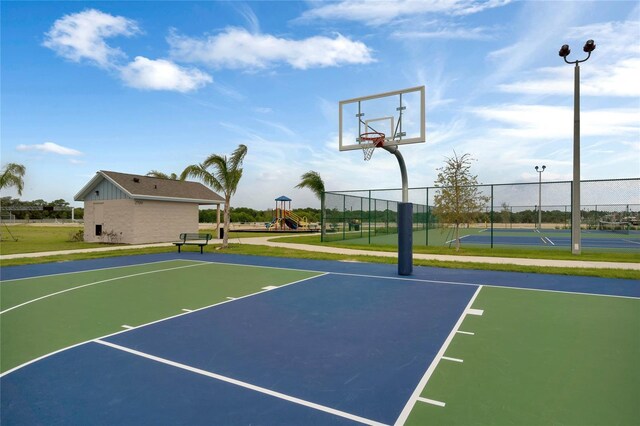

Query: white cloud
left=119, top=56, right=212, bottom=92
left=392, top=25, right=494, bottom=40
left=16, top=142, right=83, bottom=156
left=471, top=104, right=639, bottom=139
left=43, top=9, right=139, bottom=68
left=498, top=58, right=640, bottom=97
left=233, top=3, right=260, bottom=34
left=299, top=0, right=511, bottom=25
left=168, top=28, right=374, bottom=70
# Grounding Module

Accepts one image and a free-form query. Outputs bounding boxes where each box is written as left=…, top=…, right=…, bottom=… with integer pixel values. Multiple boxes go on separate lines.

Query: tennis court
left=462, top=228, right=640, bottom=250
left=338, top=227, right=640, bottom=251
left=1, top=253, right=639, bottom=425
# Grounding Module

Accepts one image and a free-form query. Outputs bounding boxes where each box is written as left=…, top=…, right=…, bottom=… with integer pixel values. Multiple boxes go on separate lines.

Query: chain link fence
left=322, top=178, right=640, bottom=252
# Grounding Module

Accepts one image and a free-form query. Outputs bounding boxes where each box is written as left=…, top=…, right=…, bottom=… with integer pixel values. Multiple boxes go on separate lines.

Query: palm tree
left=181, top=144, right=248, bottom=249
left=296, top=170, right=325, bottom=235
left=0, top=163, right=26, bottom=196
left=295, top=171, right=325, bottom=200
left=146, top=170, right=180, bottom=180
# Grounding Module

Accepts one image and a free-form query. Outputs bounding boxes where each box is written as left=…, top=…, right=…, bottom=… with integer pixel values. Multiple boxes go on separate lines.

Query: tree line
left=199, top=207, right=321, bottom=224
left=0, top=197, right=83, bottom=220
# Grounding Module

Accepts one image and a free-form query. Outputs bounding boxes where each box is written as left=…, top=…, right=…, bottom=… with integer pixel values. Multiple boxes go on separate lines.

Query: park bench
left=173, top=233, right=213, bottom=254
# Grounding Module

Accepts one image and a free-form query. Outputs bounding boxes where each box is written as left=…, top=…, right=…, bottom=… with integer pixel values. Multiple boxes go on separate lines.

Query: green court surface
left=3, top=258, right=639, bottom=424
left=0, top=260, right=319, bottom=373
left=406, top=286, right=640, bottom=425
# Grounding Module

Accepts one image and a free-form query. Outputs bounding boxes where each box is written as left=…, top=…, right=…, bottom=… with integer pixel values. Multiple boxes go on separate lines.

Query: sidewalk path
left=237, top=237, right=640, bottom=271
left=2, top=236, right=638, bottom=271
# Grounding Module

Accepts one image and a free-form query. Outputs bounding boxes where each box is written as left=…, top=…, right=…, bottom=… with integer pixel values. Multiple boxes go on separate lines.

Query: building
left=74, top=171, right=223, bottom=244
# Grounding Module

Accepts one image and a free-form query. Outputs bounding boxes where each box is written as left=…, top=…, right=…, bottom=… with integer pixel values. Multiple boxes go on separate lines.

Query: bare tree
left=433, top=151, right=488, bottom=251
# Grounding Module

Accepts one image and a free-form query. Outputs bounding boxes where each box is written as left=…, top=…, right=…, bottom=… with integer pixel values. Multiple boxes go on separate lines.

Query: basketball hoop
left=359, top=132, right=385, bottom=161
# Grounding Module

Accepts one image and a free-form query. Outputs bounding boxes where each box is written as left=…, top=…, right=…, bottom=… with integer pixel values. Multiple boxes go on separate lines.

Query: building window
left=95, top=224, right=102, bottom=236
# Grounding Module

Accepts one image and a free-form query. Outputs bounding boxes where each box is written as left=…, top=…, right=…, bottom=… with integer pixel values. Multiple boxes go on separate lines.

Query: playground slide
left=265, top=218, right=277, bottom=229
left=284, top=217, right=298, bottom=229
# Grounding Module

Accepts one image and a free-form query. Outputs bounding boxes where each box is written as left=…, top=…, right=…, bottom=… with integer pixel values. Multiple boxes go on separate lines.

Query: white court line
left=226, top=297, right=236, bottom=300
left=182, top=309, right=193, bottom=313
left=444, top=235, right=470, bottom=244
left=545, top=237, right=555, bottom=246
left=622, top=239, right=640, bottom=245
left=262, top=286, right=279, bottom=290
left=94, top=340, right=386, bottom=426
left=394, top=285, right=483, bottom=426
left=456, top=331, right=474, bottom=335
left=0, top=262, right=211, bottom=315
left=185, top=259, right=640, bottom=300
left=467, top=308, right=484, bottom=316
left=441, top=356, right=463, bottom=363
left=539, top=237, right=547, bottom=244
left=416, top=397, right=445, bottom=407
left=121, top=325, right=134, bottom=329
left=0, top=273, right=329, bottom=377
left=0, top=259, right=189, bottom=283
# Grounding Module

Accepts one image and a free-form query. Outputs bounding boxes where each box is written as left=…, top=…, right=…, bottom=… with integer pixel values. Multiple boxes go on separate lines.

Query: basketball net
left=360, top=132, right=385, bottom=161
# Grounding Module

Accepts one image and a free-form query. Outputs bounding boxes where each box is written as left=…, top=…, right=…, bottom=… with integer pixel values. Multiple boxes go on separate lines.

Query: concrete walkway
left=236, top=237, right=640, bottom=271
left=1, top=236, right=638, bottom=271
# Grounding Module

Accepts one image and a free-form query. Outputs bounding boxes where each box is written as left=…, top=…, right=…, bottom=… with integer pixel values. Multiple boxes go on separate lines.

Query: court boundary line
left=0, top=272, right=328, bottom=377
left=394, top=285, right=483, bottom=425
left=0, top=262, right=212, bottom=315
left=5, top=256, right=639, bottom=299
left=0, top=259, right=185, bottom=283
left=190, top=259, right=639, bottom=300
left=94, top=339, right=386, bottom=426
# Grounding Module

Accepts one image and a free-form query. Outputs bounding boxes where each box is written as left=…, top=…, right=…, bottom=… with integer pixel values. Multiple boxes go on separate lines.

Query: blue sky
left=2, top=0, right=639, bottom=209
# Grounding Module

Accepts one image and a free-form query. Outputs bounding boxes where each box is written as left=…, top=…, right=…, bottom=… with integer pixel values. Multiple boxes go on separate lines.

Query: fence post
left=342, top=195, right=346, bottom=241
left=321, top=192, right=325, bottom=242
left=368, top=191, right=371, bottom=244
left=426, top=187, right=429, bottom=246
left=386, top=200, right=389, bottom=234
left=490, top=185, right=494, bottom=249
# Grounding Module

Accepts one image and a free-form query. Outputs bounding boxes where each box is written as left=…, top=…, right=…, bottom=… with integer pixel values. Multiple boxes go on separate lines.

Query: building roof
left=275, top=195, right=292, bottom=201
left=74, top=171, right=224, bottom=205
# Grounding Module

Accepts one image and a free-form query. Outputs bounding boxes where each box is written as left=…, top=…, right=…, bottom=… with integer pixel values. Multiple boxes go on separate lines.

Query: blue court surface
left=2, top=253, right=639, bottom=425
left=461, top=229, right=640, bottom=250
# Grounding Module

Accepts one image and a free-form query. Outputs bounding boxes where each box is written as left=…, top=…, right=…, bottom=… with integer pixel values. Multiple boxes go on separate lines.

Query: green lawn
left=406, top=286, right=640, bottom=425
left=0, top=260, right=319, bottom=372
left=0, top=225, right=115, bottom=255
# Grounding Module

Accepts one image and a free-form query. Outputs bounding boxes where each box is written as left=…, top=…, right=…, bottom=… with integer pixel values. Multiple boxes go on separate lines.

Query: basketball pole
left=382, top=145, right=413, bottom=275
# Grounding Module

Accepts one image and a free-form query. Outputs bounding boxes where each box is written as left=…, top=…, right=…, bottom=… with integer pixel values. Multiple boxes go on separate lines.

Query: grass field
left=0, top=224, right=114, bottom=255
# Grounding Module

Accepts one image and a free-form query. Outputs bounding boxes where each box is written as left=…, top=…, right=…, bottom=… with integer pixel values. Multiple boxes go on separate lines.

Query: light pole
left=535, top=165, right=546, bottom=231
left=559, top=39, right=595, bottom=255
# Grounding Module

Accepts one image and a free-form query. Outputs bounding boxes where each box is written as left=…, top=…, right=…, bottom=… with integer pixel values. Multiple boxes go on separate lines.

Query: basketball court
left=2, top=253, right=639, bottom=425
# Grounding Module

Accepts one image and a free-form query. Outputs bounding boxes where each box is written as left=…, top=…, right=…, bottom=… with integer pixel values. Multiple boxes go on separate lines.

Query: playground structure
left=266, top=196, right=309, bottom=231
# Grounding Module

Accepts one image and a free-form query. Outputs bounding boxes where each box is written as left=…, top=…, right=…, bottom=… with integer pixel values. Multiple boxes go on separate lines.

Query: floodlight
left=542, top=165, right=546, bottom=170
left=535, top=166, right=539, bottom=171
left=559, top=44, right=571, bottom=57
left=583, top=39, right=596, bottom=53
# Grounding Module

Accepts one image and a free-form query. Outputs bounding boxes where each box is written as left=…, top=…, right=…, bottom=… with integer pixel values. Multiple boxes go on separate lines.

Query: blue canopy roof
left=275, top=195, right=292, bottom=201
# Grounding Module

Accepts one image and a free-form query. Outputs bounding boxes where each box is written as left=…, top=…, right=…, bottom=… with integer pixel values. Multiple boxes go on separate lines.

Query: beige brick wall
left=131, top=200, right=198, bottom=244
left=83, top=199, right=198, bottom=244
left=83, top=199, right=135, bottom=243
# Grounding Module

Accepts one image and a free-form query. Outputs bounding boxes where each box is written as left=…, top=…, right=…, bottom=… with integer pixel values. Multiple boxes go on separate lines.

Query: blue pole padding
left=398, top=202, right=413, bottom=275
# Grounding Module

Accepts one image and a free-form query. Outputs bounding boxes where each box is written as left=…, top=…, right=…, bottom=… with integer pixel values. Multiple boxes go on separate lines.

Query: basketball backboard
left=339, top=86, right=425, bottom=151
